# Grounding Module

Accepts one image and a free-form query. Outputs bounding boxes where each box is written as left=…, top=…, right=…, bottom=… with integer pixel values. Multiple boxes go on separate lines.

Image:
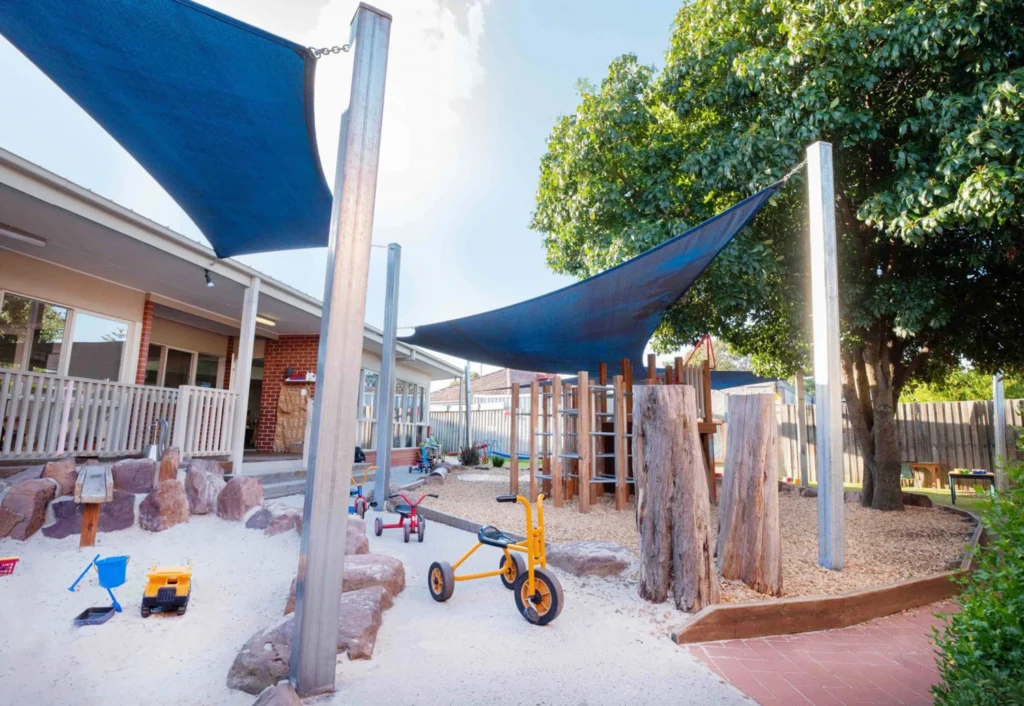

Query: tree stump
left=634, top=385, right=719, bottom=612
left=717, top=394, right=782, bottom=596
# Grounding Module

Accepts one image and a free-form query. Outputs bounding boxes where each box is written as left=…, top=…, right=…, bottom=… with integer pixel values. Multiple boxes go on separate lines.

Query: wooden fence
left=433, top=393, right=1024, bottom=484
left=775, top=398, right=1023, bottom=484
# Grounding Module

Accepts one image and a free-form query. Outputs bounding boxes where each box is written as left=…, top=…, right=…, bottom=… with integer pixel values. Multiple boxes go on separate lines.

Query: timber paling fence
left=432, top=396, right=1023, bottom=484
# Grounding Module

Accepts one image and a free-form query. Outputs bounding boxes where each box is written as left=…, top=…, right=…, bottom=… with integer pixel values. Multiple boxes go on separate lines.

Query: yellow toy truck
left=141, top=562, right=192, bottom=617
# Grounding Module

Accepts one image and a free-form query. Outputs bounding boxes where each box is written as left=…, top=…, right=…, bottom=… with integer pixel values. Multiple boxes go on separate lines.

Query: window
left=352, top=371, right=427, bottom=450
left=144, top=344, right=212, bottom=389
left=0, top=293, right=67, bottom=374
left=194, top=354, right=219, bottom=388
left=67, top=312, right=126, bottom=381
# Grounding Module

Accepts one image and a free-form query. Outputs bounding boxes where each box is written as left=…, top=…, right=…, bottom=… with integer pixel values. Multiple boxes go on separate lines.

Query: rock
left=186, top=457, right=224, bottom=476
left=42, top=490, right=136, bottom=539
left=347, top=530, right=370, bottom=555
left=41, top=457, right=77, bottom=496
left=844, top=490, right=863, bottom=504
left=545, top=540, right=633, bottom=578
left=777, top=481, right=797, bottom=495
left=158, top=447, right=181, bottom=482
left=902, top=492, right=934, bottom=508
left=0, top=479, right=59, bottom=540
left=348, top=516, right=366, bottom=535
left=184, top=466, right=226, bottom=515
left=252, top=684, right=301, bottom=706
left=285, top=553, right=404, bottom=615
left=139, top=480, right=189, bottom=532
left=229, top=586, right=393, bottom=695
left=264, top=508, right=301, bottom=537
left=799, top=487, right=818, bottom=498
left=218, top=477, right=265, bottom=521
left=4, top=465, right=44, bottom=486
left=245, top=507, right=272, bottom=530
left=112, top=458, right=157, bottom=494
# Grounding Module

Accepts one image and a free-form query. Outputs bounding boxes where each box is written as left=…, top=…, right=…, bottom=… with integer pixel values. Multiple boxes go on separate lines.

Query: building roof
left=431, top=368, right=545, bottom=404
left=0, top=146, right=462, bottom=380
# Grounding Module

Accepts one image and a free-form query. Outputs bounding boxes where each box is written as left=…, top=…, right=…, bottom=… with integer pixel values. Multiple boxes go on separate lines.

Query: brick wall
left=224, top=336, right=235, bottom=390
left=134, top=298, right=155, bottom=384
left=256, top=335, right=319, bottom=452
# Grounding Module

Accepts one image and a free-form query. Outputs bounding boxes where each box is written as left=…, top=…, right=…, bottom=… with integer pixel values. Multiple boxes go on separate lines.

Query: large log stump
left=634, top=385, right=719, bottom=612
left=717, top=394, right=782, bottom=596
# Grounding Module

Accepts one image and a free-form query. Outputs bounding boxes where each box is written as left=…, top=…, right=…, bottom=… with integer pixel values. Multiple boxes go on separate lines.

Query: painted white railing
left=172, top=386, right=239, bottom=458
left=0, top=370, right=178, bottom=459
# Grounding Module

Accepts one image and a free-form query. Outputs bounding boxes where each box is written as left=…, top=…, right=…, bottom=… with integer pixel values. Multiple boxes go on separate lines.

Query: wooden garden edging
left=673, top=506, right=984, bottom=644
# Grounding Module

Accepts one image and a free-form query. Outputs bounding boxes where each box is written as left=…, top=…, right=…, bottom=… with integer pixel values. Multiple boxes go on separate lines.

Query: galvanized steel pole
left=807, top=141, right=845, bottom=571
left=464, top=359, right=472, bottom=450
left=374, top=243, right=401, bottom=504
left=291, top=4, right=391, bottom=696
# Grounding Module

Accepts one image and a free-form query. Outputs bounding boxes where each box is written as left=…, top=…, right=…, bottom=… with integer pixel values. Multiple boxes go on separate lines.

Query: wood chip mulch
left=422, top=467, right=975, bottom=603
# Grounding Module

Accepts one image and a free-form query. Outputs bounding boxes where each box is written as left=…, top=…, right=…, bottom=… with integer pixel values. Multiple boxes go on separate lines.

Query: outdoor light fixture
left=0, top=224, right=46, bottom=248
left=255, top=315, right=276, bottom=327
left=204, top=269, right=214, bottom=287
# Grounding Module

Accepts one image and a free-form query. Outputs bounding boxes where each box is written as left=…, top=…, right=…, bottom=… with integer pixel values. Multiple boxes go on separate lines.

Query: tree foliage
left=902, top=369, right=1024, bottom=403
left=533, top=0, right=1024, bottom=509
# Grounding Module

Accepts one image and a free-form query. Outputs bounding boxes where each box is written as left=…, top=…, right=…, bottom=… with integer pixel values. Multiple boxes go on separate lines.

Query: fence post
left=795, top=370, right=810, bottom=487
left=173, top=385, right=191, bottom=454
left=993, top=373, right=1007, bottom=491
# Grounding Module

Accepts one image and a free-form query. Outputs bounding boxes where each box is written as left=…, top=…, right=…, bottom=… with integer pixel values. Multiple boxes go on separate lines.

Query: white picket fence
left=0, top=369, right=237, bottom=460
left=172, top=386, right=238, bottom=458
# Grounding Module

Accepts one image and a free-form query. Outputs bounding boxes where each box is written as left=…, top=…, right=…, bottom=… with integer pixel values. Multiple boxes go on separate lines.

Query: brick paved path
left=685, top=602, right=956, bottom=705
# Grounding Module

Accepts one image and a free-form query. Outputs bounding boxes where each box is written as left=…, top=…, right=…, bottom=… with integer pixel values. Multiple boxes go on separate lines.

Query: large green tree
left=532, top=0, right=1024, bottom=510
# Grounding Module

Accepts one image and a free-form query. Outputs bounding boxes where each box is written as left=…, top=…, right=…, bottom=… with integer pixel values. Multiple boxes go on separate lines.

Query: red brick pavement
left=685, top=601, right=957, bottom=705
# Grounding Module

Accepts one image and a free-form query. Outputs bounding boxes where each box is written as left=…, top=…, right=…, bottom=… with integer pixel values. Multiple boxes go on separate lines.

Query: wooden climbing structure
left=507, top=355, right=719, bottom=512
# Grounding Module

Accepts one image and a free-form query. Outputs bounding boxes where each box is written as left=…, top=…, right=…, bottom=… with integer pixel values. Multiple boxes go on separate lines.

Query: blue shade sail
left=0, top=0, right=333, bottom=258
left=401, top=185, right=779, bottom=375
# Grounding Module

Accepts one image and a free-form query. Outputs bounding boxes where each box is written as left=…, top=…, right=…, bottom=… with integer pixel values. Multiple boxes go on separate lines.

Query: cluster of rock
left=227, top=517, right=403, bottom=695
left=0, top=450, right=279, bottom=540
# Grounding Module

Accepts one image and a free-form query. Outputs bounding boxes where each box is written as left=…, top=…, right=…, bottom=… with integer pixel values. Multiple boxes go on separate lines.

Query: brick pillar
left=224, top=336, right=236, bottom=390
left=255, top=335, right=320, bottom=452
left=135, top=297, right=155, bottom=384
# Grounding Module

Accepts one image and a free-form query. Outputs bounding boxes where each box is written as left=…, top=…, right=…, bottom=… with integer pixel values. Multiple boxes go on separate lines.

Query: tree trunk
left=858, top=338, right=904, bottom=511
left=634, top=385, right=719, bottom=612
left=717, top=395, right=782, bottom=596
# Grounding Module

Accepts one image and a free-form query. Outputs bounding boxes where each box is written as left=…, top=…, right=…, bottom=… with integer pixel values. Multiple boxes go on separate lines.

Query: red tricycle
left=373, top=491, right=437, bottom=543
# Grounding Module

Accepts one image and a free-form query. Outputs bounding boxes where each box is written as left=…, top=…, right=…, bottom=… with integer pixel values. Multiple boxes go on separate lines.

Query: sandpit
left=421, top=466, right=975, bottom=602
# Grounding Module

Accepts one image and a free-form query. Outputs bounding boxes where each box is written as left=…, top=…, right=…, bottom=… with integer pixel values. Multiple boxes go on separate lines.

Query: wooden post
left=795, top=370, right=810, bottom=487
left=993, top=373, right=1007, bottom=491
left=529, top=381, right=539, bottom=502
left=551, top=375, right=563, bottom=507
left=75, top=464, right=112, bottom=548
left=509, top=383, right=520, bottom=495
left=717, top=394, right=783, bottom=596
left=613, top=375, right=628, bottom=511
left=577, top=371, right=591, bottom=513
left=633, top=385, right=719, bottom=612
left=647, top=353, right=658, bottom=384
left=80, top=504, right=100, bottom=548
left=807, top=140, right=845, bottom=570
left=702, top=358, right=716, bottom=504
left=595, top=363, right=607, bottom=501
left=674, top=356, right=684, bottom=385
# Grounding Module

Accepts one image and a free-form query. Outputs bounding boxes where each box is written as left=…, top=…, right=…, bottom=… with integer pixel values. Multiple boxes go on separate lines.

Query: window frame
left=353, top=369, right=429, bottom=450
left=0, top=288, right=132, bottom=382
left=145, top=343, right=200, bottom=388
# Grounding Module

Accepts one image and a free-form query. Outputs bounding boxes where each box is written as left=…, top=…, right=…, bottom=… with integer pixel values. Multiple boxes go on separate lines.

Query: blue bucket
left=95, top=556, right=129, bottom=589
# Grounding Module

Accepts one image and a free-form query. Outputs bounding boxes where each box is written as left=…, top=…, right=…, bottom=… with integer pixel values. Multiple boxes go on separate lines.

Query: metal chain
left=309, top=44, right=350, bottom=58
left=370, top=243, right=389, bottom=250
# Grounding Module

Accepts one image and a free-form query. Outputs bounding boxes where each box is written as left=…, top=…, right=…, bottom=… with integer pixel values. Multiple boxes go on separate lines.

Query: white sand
left=0, top=501, right=748, bottom=706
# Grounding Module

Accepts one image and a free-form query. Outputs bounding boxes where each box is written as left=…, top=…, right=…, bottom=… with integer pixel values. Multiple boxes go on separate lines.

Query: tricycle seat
left=477, top=525, right=513, bottom=548
left=393, top=503, right=413, bottom=517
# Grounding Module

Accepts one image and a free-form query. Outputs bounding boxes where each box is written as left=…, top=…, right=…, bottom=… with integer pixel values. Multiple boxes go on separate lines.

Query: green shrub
left=932, top=463, right=1024, bottom=705
left=491, top=455, right=505, bottom=468
left=458, top=446, right=480, bottom=467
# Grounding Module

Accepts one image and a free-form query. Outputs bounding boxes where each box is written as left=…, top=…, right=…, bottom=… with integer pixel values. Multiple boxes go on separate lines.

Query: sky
left=0, top=0, right=682, bottom=374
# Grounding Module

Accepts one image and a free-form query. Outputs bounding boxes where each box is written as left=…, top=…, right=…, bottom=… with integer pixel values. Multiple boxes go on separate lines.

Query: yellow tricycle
left=427, top=493, right=564, bottom=625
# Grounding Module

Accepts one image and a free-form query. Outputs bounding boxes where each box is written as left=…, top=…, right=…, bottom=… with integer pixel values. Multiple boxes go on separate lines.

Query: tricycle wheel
left=417, top=516, right=426, bottom=542
left=514, top=567, right=564, bottom=626
left=427, top=561, right=455, bottom=602
left=499, top=553, right=526, bottom=590
left=403, top=523, right=411, bottom=543
left=141, top=606, right=151, bottom=618
left=177, top=605, right=187, bottom=616
left=374, top=517, right=383, bottom=537
left=357, top=499, right=367, bottom=519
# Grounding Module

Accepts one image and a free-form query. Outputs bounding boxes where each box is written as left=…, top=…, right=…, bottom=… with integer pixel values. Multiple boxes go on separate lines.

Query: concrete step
left=263, top=479, right=308, bottom=500
left=240, top=469, right=306, bottom=486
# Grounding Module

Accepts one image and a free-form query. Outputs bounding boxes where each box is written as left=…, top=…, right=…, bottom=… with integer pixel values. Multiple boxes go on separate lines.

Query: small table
left=947, top=471, right=995, bottom=505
